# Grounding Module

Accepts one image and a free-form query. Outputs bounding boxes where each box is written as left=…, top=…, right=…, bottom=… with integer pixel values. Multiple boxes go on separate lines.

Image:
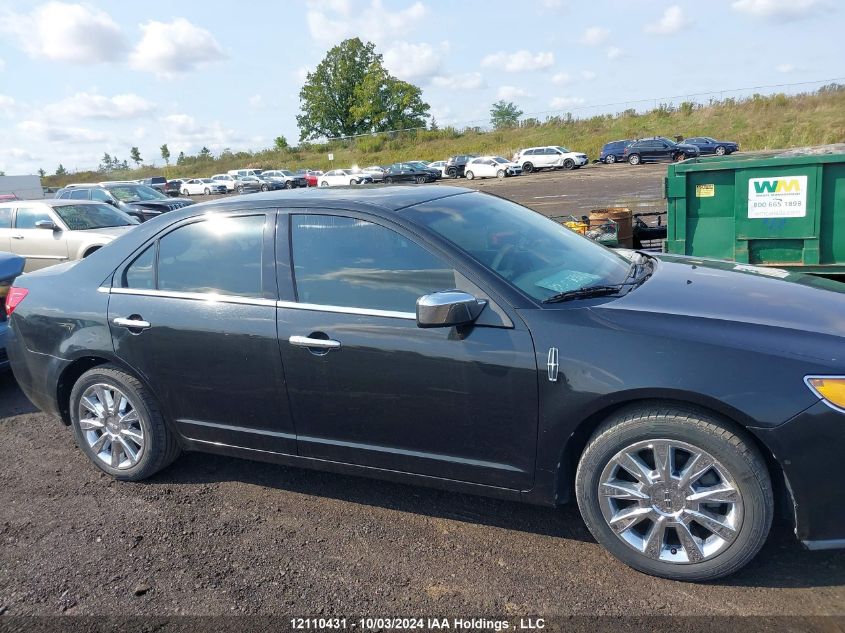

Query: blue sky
left=0, top=0, right=842, bottom=174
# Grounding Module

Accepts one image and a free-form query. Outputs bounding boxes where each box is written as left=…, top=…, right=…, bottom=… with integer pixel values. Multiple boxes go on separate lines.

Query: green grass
left=43, top=86, right=845, bottom=188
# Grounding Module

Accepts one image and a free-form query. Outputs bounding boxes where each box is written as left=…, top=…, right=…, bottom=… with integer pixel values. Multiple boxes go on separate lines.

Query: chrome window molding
left=97, top=286, right=417, bottom=319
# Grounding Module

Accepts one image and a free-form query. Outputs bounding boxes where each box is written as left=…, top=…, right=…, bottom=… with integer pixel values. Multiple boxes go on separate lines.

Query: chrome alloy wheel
left=598, top=439, right=743, bottom=564
left=78, top=383, right=145, bottom=470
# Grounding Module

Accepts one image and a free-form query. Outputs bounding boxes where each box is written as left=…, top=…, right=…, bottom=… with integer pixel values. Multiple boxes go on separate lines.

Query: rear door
left=276, top=210, right=538, bottom=489
left=10, top=205, right=69, bottom=271
left=107, top=211, right=296, bottom=454
left=0, top=207, right=12, bottom=252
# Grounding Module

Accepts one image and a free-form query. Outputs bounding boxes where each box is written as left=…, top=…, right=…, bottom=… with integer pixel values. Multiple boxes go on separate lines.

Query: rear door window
left=70, top=189, right=89, bottom=200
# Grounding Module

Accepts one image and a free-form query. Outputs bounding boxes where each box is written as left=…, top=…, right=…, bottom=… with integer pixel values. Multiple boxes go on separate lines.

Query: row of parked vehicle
left=599, top=136, right=740, bottom=165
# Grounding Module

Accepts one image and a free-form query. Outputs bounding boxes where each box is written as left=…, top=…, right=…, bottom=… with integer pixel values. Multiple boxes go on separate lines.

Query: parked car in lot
left=464, top=156, right=523, bottom=180
left=140, top=177, right=168, bottom=194
left=623, top=137, right=701, bottom=165
left=599, top=140, right=633, bottom=164
left=0, top=252, right=25, bottom=371
left=56, top=183, right=193, bottom=222
left=683, top=136, right=740, bottom=156
left=227, top=169, right=264, bottom=179
left=295, top=169, right=320, bottom=187
left=384, top=163, right=437, bottom=184
left=0, top=200, right=138, bottom=272
left=234, top=176, right=267, bottom=193
left=513, top=146, right=589, bottom=172
left=9, top=185, right=845, bottom=582
left=445, top=154, right=479, bottom=178
left=179, top=179, right=228, bottom=196
left=361, top=166, right=387, bottom=182
left=405, top=161, right=442, bottom=181
left=262, top=170, right=307, bottom=188
left=427, top=161, right=448, bottom=178
left=318, top=170, right=374, bottom=187
left=210, top=174, right=240, bottom=192
left=164, top=180, right=184, bottom=197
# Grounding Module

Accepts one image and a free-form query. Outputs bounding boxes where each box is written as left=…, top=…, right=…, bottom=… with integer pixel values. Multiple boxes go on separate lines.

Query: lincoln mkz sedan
left=7, top=186, right=845, bottom=581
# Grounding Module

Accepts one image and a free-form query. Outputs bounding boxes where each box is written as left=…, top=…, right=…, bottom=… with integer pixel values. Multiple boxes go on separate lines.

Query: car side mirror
left=35, top=220, right=59, bottom=231
left=416, top=291, right=486, bottom=328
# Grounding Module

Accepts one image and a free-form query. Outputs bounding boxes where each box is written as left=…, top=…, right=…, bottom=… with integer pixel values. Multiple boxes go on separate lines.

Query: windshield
left=555, top=146, right=571, bottom=153
left=201, top=179, right=215, bottom=183
left=401, top=192, right=631, bottom=302
left=106, top=184, right=167, bottom=202
left=55, top=203, right=135, bottom=230
left=492, top=157, right=509, bottom=163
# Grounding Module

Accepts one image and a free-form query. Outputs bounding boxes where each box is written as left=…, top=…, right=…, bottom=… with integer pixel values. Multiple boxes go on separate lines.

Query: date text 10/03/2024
left=290, top=618, right=547, bottom=630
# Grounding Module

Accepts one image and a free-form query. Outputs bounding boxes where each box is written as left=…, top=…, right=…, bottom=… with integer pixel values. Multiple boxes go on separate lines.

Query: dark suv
left=141, top=177, right=167, bottom=194
left=622, top=137, right=700, bottom=165
left=599, top=140, right=632, bottom=164
left=445, top=154, right=479, bottom=178
left=56, top=182, right=193, bottom=222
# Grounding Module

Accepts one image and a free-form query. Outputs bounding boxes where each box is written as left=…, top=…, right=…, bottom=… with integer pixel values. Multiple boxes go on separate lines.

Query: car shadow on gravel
left=0, top=375, right=37, bottom=418
left=151, top=451, right=845, bottom=589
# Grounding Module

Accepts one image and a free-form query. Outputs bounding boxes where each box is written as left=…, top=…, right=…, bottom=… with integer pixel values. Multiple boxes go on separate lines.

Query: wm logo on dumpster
left=752, top=178, right=802, bottom=194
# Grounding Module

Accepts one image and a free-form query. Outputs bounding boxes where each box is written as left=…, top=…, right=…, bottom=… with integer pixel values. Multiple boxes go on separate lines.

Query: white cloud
left=0, top=95, right=15, bottom=116
left=130, top=18, right=225, bottom=78
left=644, top=5, right=692, bottom=35
left=549, top=96, right=585, bottom=109
left=431, top=72, right=485, bottom=91
left=580, top=26, right=610, bottom=46
left=2, top=1, right=126, bottom=63
left=731, top=0, right=825, bottom=18
left=43, top=92, right=156, bottom=120
left=581, top=70, right=597, bottom=81
left=482, top=50, right=554, bottom=73
left=159, top=114, right=239, bottom=153
left=383, top=41, right=447, bottom=82
left=776, top=63, right=799, bottom=73
left=8, top=148, right=41, bottom=163
left=18, top=120, right=107, bottom=144
left=305, top=0, right=426, bottom=46
left=496, top=86, right=531, bottom=100
left=540, top=0, right=566, bottom=8
left=607, top=46, right=623, bottom=60
left=551, top=72, right=571, bottom=85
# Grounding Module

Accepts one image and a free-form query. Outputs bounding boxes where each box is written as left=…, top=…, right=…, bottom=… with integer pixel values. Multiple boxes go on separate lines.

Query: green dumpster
left=665, top=151, right=845, bottom=276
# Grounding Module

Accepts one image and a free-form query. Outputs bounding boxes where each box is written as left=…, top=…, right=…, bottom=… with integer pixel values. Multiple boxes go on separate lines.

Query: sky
left=0, top=0, right=842, bottom=175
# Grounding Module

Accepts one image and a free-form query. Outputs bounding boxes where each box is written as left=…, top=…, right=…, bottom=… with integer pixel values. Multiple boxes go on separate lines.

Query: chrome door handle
left=10, top=234, right=23, bottom=239
left=113, top=317, right=151, bottom=329
left=289, top=335, right=341, bottom=349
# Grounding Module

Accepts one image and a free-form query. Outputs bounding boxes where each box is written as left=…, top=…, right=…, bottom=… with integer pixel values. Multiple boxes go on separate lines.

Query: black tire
left=496, top=169, right=506, bottom=179
left=203, top=188, right=210, bottom=195
left=261, top=184, right=269, bottom=192
left=465, top=171, right=474, bottom=181
left=674, top=152, right=687, bottom=162
left=320, top=181, right=328, bottom=187
left=563, top=158, right=575, bottom=170
left=69, top=364, right=181, bottom=482
left=628, top=154, right=641, bottom=166
left=182, top=189, right=190, bottom=196
left=605, top=155, right=617, bottom=164
left=285, top=181, right=294, bottom=189
left=575, top=404, right=773, bottom=582
left=236, top=186, right=244, bottom=193
left=415, top=175, right=426, bottom=184
left=522, top=162, right=534, bottom=173
left=446, top=168, right=457, bottom=178
left=715, top=146, right=726, bottom=156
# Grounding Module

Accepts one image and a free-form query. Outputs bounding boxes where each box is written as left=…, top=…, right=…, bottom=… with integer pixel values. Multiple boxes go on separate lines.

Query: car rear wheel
left=715, top=146, right=726, bottom=156
left=497, top=170, right=506, bottom=179
left=285, top=181, right=294, bottom=189
left=181, top=189, right=190, bottom=196
left=605, top=155, right=616, bottom=164
left=465, top=171, right=474, bottom=180
left=575, top=405, right=773, bottom=581
left=414, top=175, right=426, bottom=184
left=628, top=154, right=641, bottom=165
left=320, top=181, right=329, bottom=187
left=204, top=188, right=210, bottom=195
left=563, top=158, right=575, bottom=170
left=522, top=162, right=534, bottom=173
left=69, top=364, right=180, bottom=481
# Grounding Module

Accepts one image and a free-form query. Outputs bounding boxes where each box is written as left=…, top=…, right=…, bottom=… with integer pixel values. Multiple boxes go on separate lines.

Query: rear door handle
left=289, top=335, right=341, bottom=350
left=113, top=317, right=151, bottom=330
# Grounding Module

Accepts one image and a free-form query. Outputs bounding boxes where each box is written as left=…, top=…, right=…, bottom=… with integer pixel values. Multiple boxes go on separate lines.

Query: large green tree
left=296, top=38, right=430, bottom=141
left=490, top=100, right=523, bottom=129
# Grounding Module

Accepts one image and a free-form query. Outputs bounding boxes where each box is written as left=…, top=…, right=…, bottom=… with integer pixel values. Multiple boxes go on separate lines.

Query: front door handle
left=113, top=317, right=151, bottom=330
left=289, top=335, right=341, bottom=350
left=10, top=234, right=23, bottom=240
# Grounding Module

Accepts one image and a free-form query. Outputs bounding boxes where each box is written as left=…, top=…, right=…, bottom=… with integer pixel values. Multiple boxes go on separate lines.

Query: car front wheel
left=715, top=146, right=726, bottom=156
left=465, top=171, right=474, bottom=180
left=497, top=170, right=506, bottom=179
left=204, top=188, right=210, bottom=195
left=575, top=405, right=773, bottom=581
left=69, top=364, right=181, bottom=481
left=563, top=158, right=575, bottom=170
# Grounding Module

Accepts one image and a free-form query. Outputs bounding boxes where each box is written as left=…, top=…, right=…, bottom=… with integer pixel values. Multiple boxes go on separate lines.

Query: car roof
left=0, top=199, right=108, bottom=208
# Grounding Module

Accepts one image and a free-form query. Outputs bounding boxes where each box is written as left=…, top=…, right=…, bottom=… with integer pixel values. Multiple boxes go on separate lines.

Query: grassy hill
left=43, top=84, right=845, bottom=187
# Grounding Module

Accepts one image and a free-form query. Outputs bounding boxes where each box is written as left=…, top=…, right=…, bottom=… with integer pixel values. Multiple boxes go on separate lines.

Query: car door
left=0, top=206, right=12, bottom=252
left=107, top=211, right=296, bottom=454
left=276, top=210, right=538, bottom=489
left=10, top=205, right=69, bottom=272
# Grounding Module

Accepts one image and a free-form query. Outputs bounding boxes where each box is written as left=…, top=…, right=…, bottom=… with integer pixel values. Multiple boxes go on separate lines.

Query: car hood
left=127, top=198, right=193, bottom=211
left=593, top=254, right=845, bottom=362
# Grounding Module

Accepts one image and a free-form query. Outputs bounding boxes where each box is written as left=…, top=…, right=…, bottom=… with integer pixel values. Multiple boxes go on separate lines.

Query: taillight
left=6, top=287, right=28, bottom=317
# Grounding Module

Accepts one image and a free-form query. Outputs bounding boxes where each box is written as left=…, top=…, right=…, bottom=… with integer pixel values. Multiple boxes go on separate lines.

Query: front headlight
left=805, top=376, right=845, bottom=412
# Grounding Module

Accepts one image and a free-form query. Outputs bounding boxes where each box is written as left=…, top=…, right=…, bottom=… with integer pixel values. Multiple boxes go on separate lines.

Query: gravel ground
left=1, top=163, right=844, bottom=619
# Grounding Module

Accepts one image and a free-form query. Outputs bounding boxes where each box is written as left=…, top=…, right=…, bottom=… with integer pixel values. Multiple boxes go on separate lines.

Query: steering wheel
left=490, top=243, right=515, bottom=272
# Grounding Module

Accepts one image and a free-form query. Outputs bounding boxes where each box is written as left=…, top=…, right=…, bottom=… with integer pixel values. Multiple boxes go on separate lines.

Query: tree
left=37, top=168, right=46, bottom=178
left=199, top=146, right=212, bottom=160
left=99, top=152, right=113, bottom=172
left=274, top=135, right=289, bottom=151
left=490, top=100, right=523, bottom=129
left=296, top=38, right=429, bottom=140
left=429, top=117, right=439, bottom=131
left=177, top=151, right=186, bottom=166
left=160, top=144, right=171, bottom=166
left=55, top=164, right=67, bottom=176
left=129, top=146, right=142, bottom=167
